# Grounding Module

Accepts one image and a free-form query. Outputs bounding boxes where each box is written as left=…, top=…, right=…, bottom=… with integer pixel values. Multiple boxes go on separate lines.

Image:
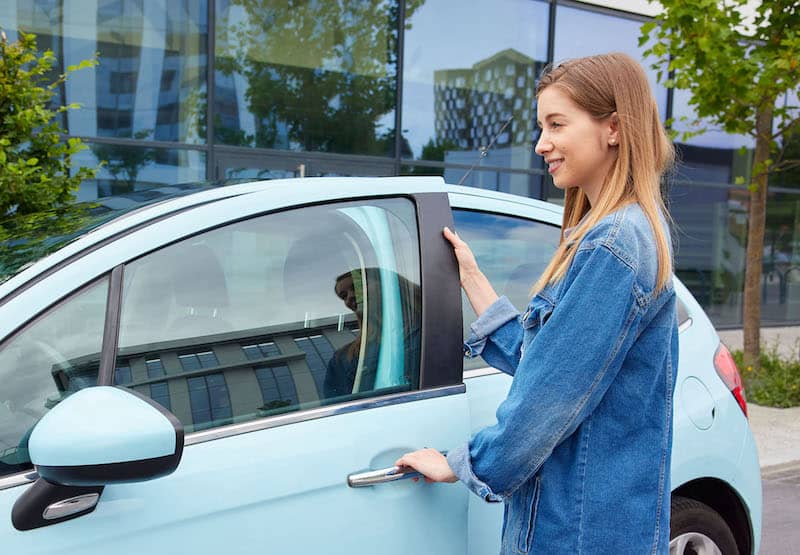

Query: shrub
left=733, top=343, right=800, bottom=408
left=0, top=30, right=97, bottom=215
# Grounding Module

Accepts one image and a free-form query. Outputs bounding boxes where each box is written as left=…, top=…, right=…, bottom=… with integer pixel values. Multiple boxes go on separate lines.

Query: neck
left=580, top=182, right=602, bottom=207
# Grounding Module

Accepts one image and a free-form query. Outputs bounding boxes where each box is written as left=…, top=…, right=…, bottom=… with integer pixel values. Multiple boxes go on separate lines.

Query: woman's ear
left=608, top=112, right=619, bottom=146
left=608, top=112, right=620, bottom=146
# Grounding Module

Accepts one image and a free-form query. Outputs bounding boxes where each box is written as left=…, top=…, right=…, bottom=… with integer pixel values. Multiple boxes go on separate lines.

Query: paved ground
left=718, top=327, right=800, bottom=360
left=748, top=404, right=800, bottom=467
left=761, top=462, right=800, bottom=555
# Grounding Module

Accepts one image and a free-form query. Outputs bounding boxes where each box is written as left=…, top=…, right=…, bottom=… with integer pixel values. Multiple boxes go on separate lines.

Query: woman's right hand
left=443, top=226, right=499, bottom=317
left=443, top=226, right=480, bottom=285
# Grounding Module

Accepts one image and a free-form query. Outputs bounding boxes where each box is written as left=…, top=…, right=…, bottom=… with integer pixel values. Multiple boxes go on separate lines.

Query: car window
left=0, top=278, right=108, bottom=478
left=115, top=199, right=421, bottom=433
left=453, top=209, right=561, bottom=371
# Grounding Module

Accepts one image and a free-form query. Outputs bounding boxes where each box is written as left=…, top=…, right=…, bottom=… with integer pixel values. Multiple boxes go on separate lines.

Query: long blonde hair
left=532, top=53, right=675, bottom=294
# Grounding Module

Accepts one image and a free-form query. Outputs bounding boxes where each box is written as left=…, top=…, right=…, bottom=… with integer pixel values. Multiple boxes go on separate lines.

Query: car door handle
left=347, top=465, right=422, bottom=488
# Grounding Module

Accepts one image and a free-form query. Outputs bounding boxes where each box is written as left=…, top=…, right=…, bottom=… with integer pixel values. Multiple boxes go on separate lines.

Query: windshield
left=0, top=182, right=239, bottom=284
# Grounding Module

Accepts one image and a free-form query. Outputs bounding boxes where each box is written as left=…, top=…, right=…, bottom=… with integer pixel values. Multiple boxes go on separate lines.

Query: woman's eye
left=550, top=122, right=563, bottom=128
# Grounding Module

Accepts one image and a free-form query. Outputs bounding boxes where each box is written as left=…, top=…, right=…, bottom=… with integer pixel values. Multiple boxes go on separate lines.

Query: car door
left=0, top=179, right=471, bottom=554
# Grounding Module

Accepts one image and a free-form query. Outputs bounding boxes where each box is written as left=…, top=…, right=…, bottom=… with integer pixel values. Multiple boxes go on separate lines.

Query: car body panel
left=2, top=392, right=470, bottom=554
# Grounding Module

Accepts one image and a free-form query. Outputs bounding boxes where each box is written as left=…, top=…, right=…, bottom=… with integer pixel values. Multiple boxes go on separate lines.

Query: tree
left=641, top=0, right=800, bottom=366
left=0, top=31, right=97, bottom=215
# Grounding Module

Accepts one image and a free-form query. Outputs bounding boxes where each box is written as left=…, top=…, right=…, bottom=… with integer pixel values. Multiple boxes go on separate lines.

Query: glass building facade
left=1, top=0, right=799, bottom=328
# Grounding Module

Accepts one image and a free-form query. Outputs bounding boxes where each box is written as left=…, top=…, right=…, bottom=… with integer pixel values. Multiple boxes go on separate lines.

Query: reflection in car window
left=453, top=210, right=560, bottom=371
left=0, top=278, right=108, bottom=479
left=115, top=199, right=421, bottom=433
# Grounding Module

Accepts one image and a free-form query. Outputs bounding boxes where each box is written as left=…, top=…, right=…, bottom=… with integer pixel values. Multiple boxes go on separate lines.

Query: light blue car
left=0, top=177, right=761, bottom=554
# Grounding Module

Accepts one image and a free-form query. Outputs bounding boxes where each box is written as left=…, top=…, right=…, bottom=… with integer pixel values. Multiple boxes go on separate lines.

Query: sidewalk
left=747, top=404, right=800, bottom=470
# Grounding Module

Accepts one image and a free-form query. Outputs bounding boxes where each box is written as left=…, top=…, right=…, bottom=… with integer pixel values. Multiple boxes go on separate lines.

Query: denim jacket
left=447, top=203, right=678, bottom=554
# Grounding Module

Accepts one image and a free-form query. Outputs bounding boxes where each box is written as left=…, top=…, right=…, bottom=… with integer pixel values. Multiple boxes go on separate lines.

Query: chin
left=551, top=179, right=576, bottom=190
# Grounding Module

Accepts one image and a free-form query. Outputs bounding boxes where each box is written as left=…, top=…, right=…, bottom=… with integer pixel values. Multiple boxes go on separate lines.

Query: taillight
left=714, top=343, right=748, bottom=417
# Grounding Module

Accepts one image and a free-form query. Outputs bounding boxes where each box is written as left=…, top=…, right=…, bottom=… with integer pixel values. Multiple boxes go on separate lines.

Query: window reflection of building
left=434, top=50, right=542, bottom=154
left=91, top=319, right=360, bottom=432
left=433, top=49, right=546, bottom=196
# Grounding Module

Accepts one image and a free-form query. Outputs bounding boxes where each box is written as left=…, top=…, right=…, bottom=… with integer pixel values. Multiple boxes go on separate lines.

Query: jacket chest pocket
left=521, top=295, right=555, bottom=358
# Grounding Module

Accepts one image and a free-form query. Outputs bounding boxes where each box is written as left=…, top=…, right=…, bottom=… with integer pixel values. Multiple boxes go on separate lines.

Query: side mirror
left=29, top=386, right=184, bottom=486
left=12, top=387, right=183, bottom=531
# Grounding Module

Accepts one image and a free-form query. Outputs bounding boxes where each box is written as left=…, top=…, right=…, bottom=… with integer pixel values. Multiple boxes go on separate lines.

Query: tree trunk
left=742, top=104, right=774, bottom=368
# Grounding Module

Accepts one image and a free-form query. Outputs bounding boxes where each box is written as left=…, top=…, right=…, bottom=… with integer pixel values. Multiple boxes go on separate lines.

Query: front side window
left=453, top=210, right=560, bottom=370
left=115, top=198, right=421, bottom=433
left=0, top=278, right=109, bottom=478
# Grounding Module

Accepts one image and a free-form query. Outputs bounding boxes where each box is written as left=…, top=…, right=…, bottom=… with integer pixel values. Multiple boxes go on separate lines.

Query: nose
left=534, top=131, right=551, bottom=156
left=346, top=290, right=357, bottom=310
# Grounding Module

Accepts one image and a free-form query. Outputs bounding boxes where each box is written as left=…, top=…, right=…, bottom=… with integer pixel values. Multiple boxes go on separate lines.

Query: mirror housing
left=28, top=386, right=183, bottom=486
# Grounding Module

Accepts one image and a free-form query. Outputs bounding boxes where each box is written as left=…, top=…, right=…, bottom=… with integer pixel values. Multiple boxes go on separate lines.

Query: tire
left=670, top=496, right=738, bottom=555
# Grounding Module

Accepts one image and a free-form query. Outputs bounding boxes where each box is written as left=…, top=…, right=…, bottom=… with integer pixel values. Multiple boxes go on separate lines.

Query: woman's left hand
left=395, top=448, right=458, bottom=483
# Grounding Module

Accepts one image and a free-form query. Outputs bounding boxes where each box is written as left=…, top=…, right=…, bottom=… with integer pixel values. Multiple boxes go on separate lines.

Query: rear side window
left=115, top=199, right=421, bottom=433
left=0, top=278, right=108, bottom=478
left=453, top=210, right=560, bottom=371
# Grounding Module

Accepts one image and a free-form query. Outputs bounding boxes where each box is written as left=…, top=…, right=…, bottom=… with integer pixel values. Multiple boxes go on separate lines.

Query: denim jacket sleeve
left=463, top=296, right=523, bottom=376
left=448, top=243, right=644, bottom=501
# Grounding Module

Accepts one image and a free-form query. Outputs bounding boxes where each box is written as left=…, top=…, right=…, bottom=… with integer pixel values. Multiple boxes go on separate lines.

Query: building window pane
left=71, top=144, right=205, bottom=201
left=114, top=364, right=132, bottom=385
left=402, top=0, right=549, bottom=171
left=214, top=0, right=399, bottom=156
left=553, top=5, right=668, bottom=120
left=294, top=336, right=330, bottom=394
left=671, top=88, right=755, bottom=185
left=6, top=0, right=208, bottom=144
left=255, top=364, right=298, bottom=411
left=243, top=342, right=281, bottom=360
left=146, top=358, right=166, bottom=378
left=761, top=191, right=800, bottom=325
left=668, top=183, right=747, bottom=327
left=149, top=381, right=172, bottom=411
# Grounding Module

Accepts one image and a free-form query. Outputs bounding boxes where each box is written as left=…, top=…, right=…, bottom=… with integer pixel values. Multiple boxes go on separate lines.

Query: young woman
left=396, top=53, right=678, bottom=554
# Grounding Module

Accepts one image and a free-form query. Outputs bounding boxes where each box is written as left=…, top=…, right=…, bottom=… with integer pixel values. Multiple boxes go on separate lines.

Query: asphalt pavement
left=760, top=462, right=800, bottom=555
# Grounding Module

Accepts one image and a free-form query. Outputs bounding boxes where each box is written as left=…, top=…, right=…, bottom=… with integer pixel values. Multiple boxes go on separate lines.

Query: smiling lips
left=546, top=159, right=563, bottom=174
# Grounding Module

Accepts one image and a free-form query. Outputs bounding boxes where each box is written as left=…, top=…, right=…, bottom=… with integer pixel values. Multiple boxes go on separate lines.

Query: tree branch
left=772, top=159, right=800, bottom=172
left=772, top=114, right=800, bottom=140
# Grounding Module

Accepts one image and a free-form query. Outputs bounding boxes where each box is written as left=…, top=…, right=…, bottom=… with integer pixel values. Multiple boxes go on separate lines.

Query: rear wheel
left=669, top=496, right=738, bottom=555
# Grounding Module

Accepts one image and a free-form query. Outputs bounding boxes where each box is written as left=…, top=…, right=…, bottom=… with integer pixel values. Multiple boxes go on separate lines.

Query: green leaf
left=735, top=175, right=746, bottom=185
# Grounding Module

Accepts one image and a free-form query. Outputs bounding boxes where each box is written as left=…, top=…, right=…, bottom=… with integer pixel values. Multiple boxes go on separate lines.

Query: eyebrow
left=536, top=112, right=568, bottom=126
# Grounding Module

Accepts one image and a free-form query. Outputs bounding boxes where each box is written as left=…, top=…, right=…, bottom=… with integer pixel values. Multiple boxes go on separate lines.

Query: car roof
left=445, top=184, right=564, bottom=217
